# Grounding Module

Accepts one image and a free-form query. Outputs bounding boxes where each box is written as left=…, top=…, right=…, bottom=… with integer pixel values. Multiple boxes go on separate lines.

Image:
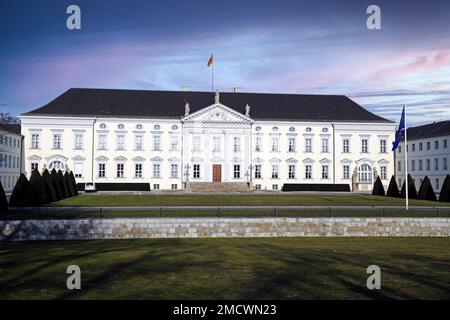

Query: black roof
left=22, top=88, right=391, bottom=122
left=0, top=122, right=21, bottom=135
left=406, top=121, right=450, bottom=141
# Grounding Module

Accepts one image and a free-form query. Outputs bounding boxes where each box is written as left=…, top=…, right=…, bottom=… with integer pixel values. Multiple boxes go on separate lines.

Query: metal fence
left=2, top=205, right=450, bottom=220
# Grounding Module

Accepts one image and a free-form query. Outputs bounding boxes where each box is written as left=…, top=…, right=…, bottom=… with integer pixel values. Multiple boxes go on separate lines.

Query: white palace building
left=19, top=88, right=396, bottom=192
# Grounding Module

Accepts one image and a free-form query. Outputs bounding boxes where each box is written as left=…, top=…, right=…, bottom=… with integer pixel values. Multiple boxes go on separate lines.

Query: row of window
left=398, top=177, right=443, bottom=191
left=397, top=158, right=448, bottom=172
left=98, top=123, right=179, bottom=131
left=0, top=134, right=20, bottom=149
left=0, top=154, right=20, bottom=169
left=398, top=139, right=448, bottom=153
left=0, top=175, right=18, bottom=190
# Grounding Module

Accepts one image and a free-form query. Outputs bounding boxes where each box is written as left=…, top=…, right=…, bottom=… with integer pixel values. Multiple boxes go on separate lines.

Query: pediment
left=132, top=156, right=146, bottom=162
left=150, top=156, right=163, bottom=162
left=72, top=155, right=86, bottom=161
left=182, top=103, right=253, bottom=124
left=114, top=156, right=128, bottom=162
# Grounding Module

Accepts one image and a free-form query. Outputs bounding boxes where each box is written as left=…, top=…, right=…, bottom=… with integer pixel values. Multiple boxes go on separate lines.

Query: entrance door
left=212, top=165, right=222, bottom=182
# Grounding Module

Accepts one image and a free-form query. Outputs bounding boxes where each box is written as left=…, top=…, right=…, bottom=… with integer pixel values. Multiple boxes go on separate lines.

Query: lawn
left=0, top=238, right=449, bottom=299
left=52, top=193, right=450, bottom=207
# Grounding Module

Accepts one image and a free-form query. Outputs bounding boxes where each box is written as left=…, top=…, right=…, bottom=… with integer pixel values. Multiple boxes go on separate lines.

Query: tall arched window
left=358, top=164, right=372, bottom=182
left=49, top=161, right=65, bottom=172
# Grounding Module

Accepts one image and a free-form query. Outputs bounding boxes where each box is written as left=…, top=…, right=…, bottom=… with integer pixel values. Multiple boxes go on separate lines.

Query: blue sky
left=1, top=0, right=449, bottom=125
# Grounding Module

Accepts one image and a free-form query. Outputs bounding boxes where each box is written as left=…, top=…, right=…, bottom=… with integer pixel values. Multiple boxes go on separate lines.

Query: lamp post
left=184, top=164, right=191, bottom=189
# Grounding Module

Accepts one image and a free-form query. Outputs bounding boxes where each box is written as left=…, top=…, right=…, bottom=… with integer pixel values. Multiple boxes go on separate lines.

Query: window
left=411, top=160, right=415, bottom=171
left=288, top=165, right=296, bottom=179
left=358, top=164, right=372, bottom=182
left=171, top=184, right=178, bottom=190
left=288, top=138, right=296, bottom=152
left=322, top=165, right=329, bottom=179
left=153, top=164, right=161, bottom=178
left=170, top=136, right=179, bottom=151
left=435, top=140, right=439, bottom=149
left=98, top=163, right=106, bottom=177
left=398, top=145, right=402, bottom=153
left=116, top=163, right=124, bottom=178
left=116, top=135, right=125, bottom=150
left=411, top=143, right=415, bottom=152
left=193, top=136, right=201, bottom=151
left=171, top=164, right=178, bottom=178
left=419, top=159, right=423, bottom=171
left=305, top=138, right=312, bottom=152
left=272, top=184, right=278, bottom=190
left=436, top=179, right=440, bottom=190
left=118, top=124, right=124, bottom=129
left=99, top=123, right=106, bottom=129
left=398, top=161, right=402, bottom=172
left=136, top=124, right=143, bottom=130
left=361, top=139, right=368, bottom=153
left=380, top=139, right=386, bottom=153
left=419, top=143, right=423, bottom=151
left=444, top=158, right=448, bottom=171
left=153, top=135, right=161, bottom=151
left=31, top=134, right=40, bottom=149
left=427, top=142, right=431, bottom=150
left=255, top=137, right=262, bottom=152
left=49, top=161, right=64, bottom=172
left=380, top=166, right=387, bottom=180
left=135, top=135, right=143, bottom=150
left=426, top=159, right=431, bottom=171
left=212, top=137, right=221, bottom=152
left=444, top=139, right=448, bottom=149
left=233, top=165, right=240, bottom=179
left=254, top=165, right=262, bottom=179
left=255, top=126, right=261, bottom=132
left=434, top=158, right=439, bottom=170
left=154, top=124, right=160, bottom=130
left=135, top=163, right=143, bottom=178
left=255, top=184, right=261, bottom=190
left=342, top=139, right=350, bottom=153
left=31, top=162, right=39, bottom=172
left=153, top=184, right=160, bottom=190
left=271, top=137, right=279, bottom=152
left=305, top=165, right=312, bottom=179
left=306, top=127, right=312, bottom=132
left=74, top=162, right=83, bottom=178
left=321, top=138, right=329, bottom=153
left=233, top=137, right=241, bottom=152
left=98, top=134, right=107, bottom=150
left=53, top=134, right=61, bottom=149
left=343, top=165, right=350, bottom=179
left=289, top=127, right=295, bottom=132
left=172, top=125, right=178, bottom=130
left=272, top=165, right=279, bottom=179
left=193, top=164, right=200, bottom=178
left=74, top=134, right=83, bottom=149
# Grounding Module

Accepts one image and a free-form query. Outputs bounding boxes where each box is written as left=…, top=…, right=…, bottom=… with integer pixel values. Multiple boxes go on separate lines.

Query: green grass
left=1, top=238, right=449, bottom=299
left=52, top=194, right=450, bottom=207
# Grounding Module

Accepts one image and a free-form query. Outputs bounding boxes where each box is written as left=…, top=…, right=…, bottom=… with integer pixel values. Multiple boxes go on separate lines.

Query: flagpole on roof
left=404, top=100, right=409, bottom=210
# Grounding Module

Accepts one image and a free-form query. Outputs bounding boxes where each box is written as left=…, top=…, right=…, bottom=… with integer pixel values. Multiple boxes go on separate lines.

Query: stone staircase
left=187, top=182, right=251, bottom=193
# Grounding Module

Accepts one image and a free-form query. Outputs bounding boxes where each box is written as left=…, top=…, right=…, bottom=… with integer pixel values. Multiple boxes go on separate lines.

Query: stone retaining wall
left=1, top=217, right=449, bottom=240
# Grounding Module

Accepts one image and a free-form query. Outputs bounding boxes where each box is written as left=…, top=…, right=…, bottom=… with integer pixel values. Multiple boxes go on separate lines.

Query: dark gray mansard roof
left=405, top=120, right=450, bottom=141
left=22, top=88, right=392, bottom=122
left=0, top=122, right=21, bottom=135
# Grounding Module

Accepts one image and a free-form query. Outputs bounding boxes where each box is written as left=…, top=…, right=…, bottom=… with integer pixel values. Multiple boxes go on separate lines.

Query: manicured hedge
left=400, top=174, right=418, bottom=199
left=9, top=174, right=40, bottom=207
left=76, top=182, right=151, bottom=191
left=57, top=170, right=69, bottom=199
left=64, top=171, right=76, bottom=197
left=29, top=169, right=49, bottom=205
left=0, top=180, right=8, bottom=213
left=69, top=171, right=78, bottom=196
left=50, top=169, right=62, bottom=201
left=386, top=176, right=400, bottom=198
left=418, top=176, right=437, bottom=201
left=372, top=176, right=385, bottom=196
left=42, top=169, right=57, bottom=202
left=281, top=184, right=350, bottom=192
left=440, top=175, right=450, bottom=202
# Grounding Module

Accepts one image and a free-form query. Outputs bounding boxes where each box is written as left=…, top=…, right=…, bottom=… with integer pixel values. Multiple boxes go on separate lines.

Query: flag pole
left=404, top=100, right=409, bottom=210
left=211, top=61, right=214, bottom=92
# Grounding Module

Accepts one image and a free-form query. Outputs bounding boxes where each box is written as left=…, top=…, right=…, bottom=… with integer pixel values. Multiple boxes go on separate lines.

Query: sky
left=0, top=0, right=449, bottom=125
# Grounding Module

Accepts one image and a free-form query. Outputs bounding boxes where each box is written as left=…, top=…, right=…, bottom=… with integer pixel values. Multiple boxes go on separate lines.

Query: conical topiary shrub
left=51, top=169, right=62, bottom=201
left=0, top=180, right=8, bottom=213
left=29, top=169, right=49, bottom=205
left=439, top=175, right=450, bottom=202
left=400, top=174, right=418, bottom=199
left=42, top=169, right=57, bottom=202
left=64, top=171, right=76, bottom=197
left=57, top=170, right=69, bottom=199
left=418, top=176, right=437, bottom=201
left=9, top=174, right=40, bottom=207
left=386, top=176, right=400, bottom=198
left=372, top=176, right=385, bottom=196
left=70, top=171, right=78, bottom=196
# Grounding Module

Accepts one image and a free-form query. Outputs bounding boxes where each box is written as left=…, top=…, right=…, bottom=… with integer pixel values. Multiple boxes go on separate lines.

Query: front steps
left=187, top=182, right=251, bottom=193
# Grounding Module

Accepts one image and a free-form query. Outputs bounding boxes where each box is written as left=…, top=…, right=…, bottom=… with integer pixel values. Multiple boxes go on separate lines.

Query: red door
left=212, top=165, right=221, bottom=182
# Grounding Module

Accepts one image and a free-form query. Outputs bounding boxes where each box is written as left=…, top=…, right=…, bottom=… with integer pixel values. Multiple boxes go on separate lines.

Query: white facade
left=20, top=99, right=395, bottom=191
left=0, top=128, right=23, bottom=192
left=395, top=135, right=449, bottom=193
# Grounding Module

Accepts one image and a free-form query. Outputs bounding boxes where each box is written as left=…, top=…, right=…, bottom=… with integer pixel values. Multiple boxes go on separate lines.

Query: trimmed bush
left=65, top=171, right=76, bottom=197
left=9, top=174, right=40, bottom=207
left=70, top=171, right=78, bottom=196
left=386, top=176, right=400, bottom=198
left=57, top=170, right=69, bottom=199
left=440, top=175, right=450, bottom=202
left=0, top=180, right=8, bottom=213
left=400, top=174, right=418, bottom=199
left=372, top=176, right=385, bottom=196
left=51, top=169, right=62, bottom=201
left=281, top=184, right=350, bottom=192
left=418, top=176, right=437, bottom=201
left=42, top=169, right=57, bottom=202
left=29, top=169, right=49, bottom=205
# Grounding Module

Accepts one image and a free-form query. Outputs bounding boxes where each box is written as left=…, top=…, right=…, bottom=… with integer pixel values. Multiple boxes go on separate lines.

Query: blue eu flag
left=392, top=104, right=405, bottom=151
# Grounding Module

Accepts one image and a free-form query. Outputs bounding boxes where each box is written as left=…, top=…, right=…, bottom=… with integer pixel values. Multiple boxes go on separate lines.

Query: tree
left=372, top=176, right=385, bottom=196
left=57, top=170, right=69, bottom=199
left=51, top=169, right=62, bottom=201
left=386, top=176, right=400, bottom=198
left=418, top=176, right=437, bottom=201
left=42, top=169, right=57, bottom=202
left=9, top=174, right=39, bottom=207
left=0, top=112, right=20, bottom=124
left=69, top=171, right=78, bottom=196
left=0, top=180, right=8, bottom=213
left=29, top=169, right=49, bottom=205
left=64, top=171, right=76, bottom=197
left=440, top=175, right=450, bottom=202
left=400, top=174, right=418, bottom=199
